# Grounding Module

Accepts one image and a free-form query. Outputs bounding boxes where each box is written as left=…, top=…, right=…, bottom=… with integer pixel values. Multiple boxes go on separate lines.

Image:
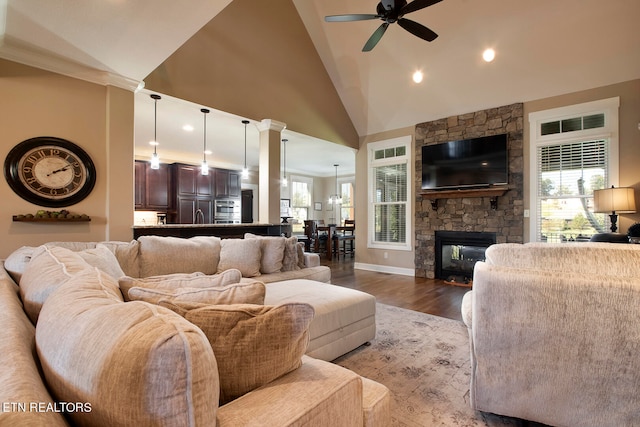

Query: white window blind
left=536, top=140, right=608, bottom=242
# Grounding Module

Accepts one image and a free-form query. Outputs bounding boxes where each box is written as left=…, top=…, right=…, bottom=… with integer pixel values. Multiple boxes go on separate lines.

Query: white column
left=256, top=119, right=286, bottom=224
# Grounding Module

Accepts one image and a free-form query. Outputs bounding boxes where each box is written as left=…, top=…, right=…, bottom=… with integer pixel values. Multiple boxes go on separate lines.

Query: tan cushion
left=36, top=268, right=219, bottom=426
left=138, top=235, right=221, bottom=277
left=118, top=269, right=242, bottom=301
left=217, top=239, right=261, bottom=277
left=3, top=246, right=36, bottom=284
left=77, top=245, right=126, bottom=279
left=129, top=280, right=266, bottom=305
left=162, top=301, right=314, bottom=404
left=19, top=246, right=93, bottom=323
left=281, top=236, right=301, bottom=271
left=98, top=240, right=140, bottom=277
left=244, top=233, right=285, bottom=274
left=296, top=242, right=306, bottom=269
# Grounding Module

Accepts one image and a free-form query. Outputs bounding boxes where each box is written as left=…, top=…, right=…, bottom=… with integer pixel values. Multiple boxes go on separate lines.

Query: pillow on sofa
left=138, top=235, right=221, bottom=277
left=36, top=268, right=219, bottom=426
left=97, top=240, right=140, bottom=277
left=3, top=245, right=36, bottom=284
left=118, top=269, right=242, bottom=301
left=161, top=301, right=314, bottom=404
left=217, top=239, right=261, bottom=278
left=19, top=246, right=94, bottom=323
left=128, top=280, right=266, bottom=305
left=244, top=233, right=285, bottom=274
left=77, top=245, right=126, bottom=279
left=282, top=236, right=301, bottom=271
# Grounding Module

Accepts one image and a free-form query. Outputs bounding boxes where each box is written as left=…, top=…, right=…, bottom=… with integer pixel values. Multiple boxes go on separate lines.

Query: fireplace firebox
left=435, top=231, right=496, bottom=284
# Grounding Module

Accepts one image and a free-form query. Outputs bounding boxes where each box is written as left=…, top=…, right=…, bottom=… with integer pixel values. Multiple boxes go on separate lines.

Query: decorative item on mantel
left=13, top=209, right=90, bottom=222
left=420, top=187, right=509, bottom=210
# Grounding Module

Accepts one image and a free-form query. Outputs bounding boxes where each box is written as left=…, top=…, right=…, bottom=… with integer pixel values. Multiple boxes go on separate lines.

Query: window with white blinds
left=368, top=136, right=412, bottom=250
left=536, top=140, right=608, bottom=242
left=529, top=97, right=620, bottom=242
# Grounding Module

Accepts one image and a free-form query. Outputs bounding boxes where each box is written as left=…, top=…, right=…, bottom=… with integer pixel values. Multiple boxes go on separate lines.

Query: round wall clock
left=4, top=136, right=96, bottom=208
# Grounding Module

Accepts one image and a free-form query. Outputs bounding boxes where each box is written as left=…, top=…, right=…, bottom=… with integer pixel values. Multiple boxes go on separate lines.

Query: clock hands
left=47, top=165, right=70, bottom=176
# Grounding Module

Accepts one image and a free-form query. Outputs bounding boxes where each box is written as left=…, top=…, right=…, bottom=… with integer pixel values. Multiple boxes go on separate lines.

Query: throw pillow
left=77, top=245, right=126, bottom=279
left=162, top=301, right=315, bottom=404
left=3, top=245, right=36, bottom=284
left=281, top=236, right=301, bottom=271
left=217, top=239, right=261, bottom=277
left=243, top=233, right=285, bottom=274
left=19, top=246, right=94, bottom=323
left=118, top=269, right=242, bottom=301
left=98, top=240, right=140, bottom=277
left=296, top=241, right=306, bottom=269
left=138, top=235, right=221, bottom=277
left=128, top=280, right=266, bottom=305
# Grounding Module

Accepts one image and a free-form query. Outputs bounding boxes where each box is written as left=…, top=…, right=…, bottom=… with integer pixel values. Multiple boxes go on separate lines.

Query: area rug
left=333, top=303, right=543, bottom=427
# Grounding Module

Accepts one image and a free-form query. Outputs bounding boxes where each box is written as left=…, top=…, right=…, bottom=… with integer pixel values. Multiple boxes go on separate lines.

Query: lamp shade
left=593, top=186, right=636, bottom=213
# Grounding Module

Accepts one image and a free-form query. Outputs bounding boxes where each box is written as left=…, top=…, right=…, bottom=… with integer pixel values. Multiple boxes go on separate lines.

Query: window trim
left=367, top=135, right=412, bottom=251
left=528, top=97, right=620, bottom=242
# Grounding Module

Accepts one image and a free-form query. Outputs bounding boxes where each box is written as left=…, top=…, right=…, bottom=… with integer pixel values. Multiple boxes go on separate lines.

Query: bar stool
left=333, top=219, right=355, bottom=259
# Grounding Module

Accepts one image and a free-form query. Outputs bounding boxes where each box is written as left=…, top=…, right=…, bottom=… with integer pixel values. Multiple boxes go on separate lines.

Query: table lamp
left=593, top=185, right=636, bottom=233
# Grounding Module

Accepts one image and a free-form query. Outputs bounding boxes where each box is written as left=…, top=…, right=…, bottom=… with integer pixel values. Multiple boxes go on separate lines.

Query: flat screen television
left=421, top=134, right=508, bottom=190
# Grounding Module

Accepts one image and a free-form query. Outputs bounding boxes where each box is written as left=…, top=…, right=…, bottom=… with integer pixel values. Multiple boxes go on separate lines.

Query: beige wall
left=523, top=79, right=640, bottom=240
left=0, top=59, right=134, bottom=258
left=356, top=126, right=416, bottom=273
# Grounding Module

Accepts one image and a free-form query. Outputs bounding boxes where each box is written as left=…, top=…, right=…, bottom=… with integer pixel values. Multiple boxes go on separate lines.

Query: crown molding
left=0, top=38, right=141, bottom=91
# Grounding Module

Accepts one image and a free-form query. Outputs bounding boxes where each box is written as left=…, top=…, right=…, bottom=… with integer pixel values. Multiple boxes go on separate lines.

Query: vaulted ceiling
left=2, top=0, right=639, bottom=176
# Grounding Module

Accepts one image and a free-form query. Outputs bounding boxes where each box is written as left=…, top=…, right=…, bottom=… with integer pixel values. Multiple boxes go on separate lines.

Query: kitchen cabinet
left=135, top=161, right=169, bottom=211
left=171, top=163, right=214, bottom=224
left=215, top=169, right=241, bottom=198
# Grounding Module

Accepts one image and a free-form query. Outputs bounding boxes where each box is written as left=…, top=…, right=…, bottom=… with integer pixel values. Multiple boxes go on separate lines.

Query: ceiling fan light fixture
left=149, top=94, right=161, bottom=169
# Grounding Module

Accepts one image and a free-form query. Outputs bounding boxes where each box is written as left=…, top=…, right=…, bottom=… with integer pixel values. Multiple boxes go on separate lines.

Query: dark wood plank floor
left=321, top=258, right=470, bottom=322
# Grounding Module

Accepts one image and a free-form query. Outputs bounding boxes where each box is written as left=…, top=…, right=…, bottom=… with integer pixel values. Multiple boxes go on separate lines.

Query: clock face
left=4, top=137, right=96, bottom=208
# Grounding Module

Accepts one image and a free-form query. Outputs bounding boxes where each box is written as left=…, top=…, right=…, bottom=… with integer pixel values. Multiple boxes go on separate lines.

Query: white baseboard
left=353, top=262, right=415, bottom=277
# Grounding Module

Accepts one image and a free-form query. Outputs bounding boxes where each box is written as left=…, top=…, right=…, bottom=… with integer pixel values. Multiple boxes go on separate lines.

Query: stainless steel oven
left=214, top=199, right=241, bottom=223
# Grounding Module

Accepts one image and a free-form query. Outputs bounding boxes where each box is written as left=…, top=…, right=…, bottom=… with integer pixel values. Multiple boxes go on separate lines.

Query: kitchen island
left=133, top=223, right=292, bottom=239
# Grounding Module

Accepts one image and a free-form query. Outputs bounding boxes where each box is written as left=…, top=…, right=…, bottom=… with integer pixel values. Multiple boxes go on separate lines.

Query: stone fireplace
left=434, top=231, right=496, bottom=282
left=414, top=103, right=525, bottom=278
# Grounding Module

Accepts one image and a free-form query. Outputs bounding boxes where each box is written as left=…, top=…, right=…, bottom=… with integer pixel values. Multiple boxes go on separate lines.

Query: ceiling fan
left=325, top=0, right=442, bottom=52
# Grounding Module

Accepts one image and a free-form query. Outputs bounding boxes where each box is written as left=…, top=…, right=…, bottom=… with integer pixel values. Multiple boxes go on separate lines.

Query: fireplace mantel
left=420, top=186, right=509, bottom=210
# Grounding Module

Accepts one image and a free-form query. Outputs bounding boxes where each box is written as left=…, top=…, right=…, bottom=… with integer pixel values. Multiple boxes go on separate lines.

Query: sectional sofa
left=1, top=235, right=389, bottom=426
left=462, top=242, right=640, bottom=427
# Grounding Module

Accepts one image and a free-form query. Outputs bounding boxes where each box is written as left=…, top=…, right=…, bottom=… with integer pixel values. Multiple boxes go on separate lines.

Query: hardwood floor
left=321, top=258, right=470, bottom=322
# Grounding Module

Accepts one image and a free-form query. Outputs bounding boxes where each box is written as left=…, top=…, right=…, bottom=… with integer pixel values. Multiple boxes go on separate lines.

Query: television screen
left=421, top=134, right=508, bottom=190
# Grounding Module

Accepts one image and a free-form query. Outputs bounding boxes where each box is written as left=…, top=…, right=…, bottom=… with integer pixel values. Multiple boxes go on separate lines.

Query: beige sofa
left=461, top=242, right=640, bottom=427
left=1, top=237, right=389, bottom=426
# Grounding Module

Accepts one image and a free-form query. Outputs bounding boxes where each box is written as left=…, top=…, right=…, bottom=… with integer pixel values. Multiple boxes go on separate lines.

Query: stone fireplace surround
left=415, top=103, right=525, bottom=278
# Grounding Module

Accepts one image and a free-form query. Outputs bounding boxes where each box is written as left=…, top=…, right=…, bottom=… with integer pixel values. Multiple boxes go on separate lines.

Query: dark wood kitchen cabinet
left=215, top=168, right=241, bottom=198
left=135, top=161, right=169, bottom=211
left=171, top=163, right=214, bottom=224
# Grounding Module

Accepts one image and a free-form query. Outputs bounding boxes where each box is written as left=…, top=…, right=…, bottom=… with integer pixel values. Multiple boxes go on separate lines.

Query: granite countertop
left=133, top=223, right=282, bottom=228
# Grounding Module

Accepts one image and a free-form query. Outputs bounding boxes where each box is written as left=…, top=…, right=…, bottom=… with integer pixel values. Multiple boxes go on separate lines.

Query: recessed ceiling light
left=412, top=70, right=424, bottom=83
left=482, top=48, right=496, bottom=62
left=183, top=124, right=194, bottom=132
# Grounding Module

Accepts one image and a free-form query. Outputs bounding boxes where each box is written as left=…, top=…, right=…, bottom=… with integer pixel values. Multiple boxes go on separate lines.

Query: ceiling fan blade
left=325, top=14, right=380, bottom=22
left=400, top=0, right=442, bottom=16
left=397, top=18, right=438, bottom=42
left=362, top=23, right=389, bottom=52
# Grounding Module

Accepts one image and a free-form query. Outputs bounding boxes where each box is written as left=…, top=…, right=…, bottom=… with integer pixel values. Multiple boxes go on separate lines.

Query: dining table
left=316, top=225, right=355, bottom=261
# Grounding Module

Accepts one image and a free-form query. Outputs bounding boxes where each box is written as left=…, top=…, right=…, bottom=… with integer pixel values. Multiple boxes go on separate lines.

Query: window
left=340, top=180, right=355, bottom=223
left=529, top=98, right=619, bottom=242
left=368, top=136, right=412, bottom=250
left=290, top=176, right=312, bottom=233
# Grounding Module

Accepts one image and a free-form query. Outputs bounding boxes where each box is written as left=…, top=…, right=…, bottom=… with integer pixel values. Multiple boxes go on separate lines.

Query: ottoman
left=264, top=279, right=376, bottom=361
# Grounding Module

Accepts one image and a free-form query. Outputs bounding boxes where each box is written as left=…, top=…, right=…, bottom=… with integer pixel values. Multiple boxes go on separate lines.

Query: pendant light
left=281, top=138, right=288, bottom=187
left=241, top=120, right=249, bottom=179
left=329, top=164, right=342, bottom=204
left=149, top=94, right=161, bottom=169
left=200, top=108, right=210, bottom=176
